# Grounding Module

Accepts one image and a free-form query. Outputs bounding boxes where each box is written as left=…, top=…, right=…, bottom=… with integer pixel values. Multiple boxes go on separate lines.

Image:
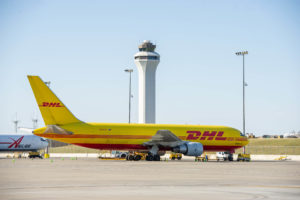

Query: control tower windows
left=134, top=56, right=159, bottom=60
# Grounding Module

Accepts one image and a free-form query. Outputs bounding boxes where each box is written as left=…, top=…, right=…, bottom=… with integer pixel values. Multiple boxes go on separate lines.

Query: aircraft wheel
left=146, top=155, right=154, bottom=161
left=128, top=155, right=134, bottom=161
left=120, top=153, right=127, bottom=158
left=134, top=155, right=142, bottom=161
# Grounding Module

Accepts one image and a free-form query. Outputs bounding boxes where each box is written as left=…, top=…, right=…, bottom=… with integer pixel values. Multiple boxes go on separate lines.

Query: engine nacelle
left=172, top=142, right=203, bottom=157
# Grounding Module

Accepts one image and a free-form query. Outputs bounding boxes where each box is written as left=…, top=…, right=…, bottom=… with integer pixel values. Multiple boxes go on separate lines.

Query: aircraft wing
left=143, top=130, right=185, bottom=148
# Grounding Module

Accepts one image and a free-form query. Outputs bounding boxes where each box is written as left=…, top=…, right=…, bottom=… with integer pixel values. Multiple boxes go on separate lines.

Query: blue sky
left=0, top=0, right=299, bottom=135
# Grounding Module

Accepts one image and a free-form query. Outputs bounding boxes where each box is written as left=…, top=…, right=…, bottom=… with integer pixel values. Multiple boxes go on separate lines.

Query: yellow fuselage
left=34, top=122, right=248, bottom=152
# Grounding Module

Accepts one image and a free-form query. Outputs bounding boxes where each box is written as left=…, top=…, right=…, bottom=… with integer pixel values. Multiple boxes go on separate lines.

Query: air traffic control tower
left=134, top=40, right=160, bottom=124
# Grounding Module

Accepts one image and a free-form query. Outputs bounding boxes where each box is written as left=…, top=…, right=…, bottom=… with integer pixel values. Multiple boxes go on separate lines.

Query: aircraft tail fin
left=27, top=75, right=81, bottom=125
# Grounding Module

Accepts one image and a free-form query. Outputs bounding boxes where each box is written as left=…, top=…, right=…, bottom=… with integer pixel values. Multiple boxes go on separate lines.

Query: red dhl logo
left=185, top=131, right=226, bottom=141
left=39, top=102, right=64, bottom=107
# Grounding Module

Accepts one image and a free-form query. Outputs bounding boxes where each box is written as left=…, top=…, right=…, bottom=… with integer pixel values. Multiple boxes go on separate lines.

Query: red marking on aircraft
left=186, top=131, right=201, bottom=140
left=203, top=131, right=217, bottom=137
left=215, top=131, right=226, bottom=140
left=8, top=136, right=24, bottom=148
left=186, top=131, right=225, bottom=141
left=39, top=102, right=64, bottom=107
left=74, top=143, right=242, bottom=152
left=215, top=137, right=226, bottom=140
left=217, top=132, right=224, bottom=136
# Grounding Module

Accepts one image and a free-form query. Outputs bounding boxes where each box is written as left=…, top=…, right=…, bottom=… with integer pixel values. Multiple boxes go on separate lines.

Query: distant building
left=283, top=131, right=300, bottom=138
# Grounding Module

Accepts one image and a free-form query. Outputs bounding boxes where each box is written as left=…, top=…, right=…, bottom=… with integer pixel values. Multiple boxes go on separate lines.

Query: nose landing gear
left=125, top=146, right=162, bottom=161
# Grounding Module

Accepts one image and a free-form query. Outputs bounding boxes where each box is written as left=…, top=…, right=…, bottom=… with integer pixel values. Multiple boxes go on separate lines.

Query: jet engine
left=172, top=142, right=203, bottom=157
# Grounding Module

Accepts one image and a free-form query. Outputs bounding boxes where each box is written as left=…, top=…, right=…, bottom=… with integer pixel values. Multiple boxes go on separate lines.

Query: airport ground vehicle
left=195, top=154, right=209, bottom=162
left=237, top=153, right=251, bottom=161
left=169, top=153, right=182, bottom=160
left=28, top=76, right=249, bottom=161
left=28, top=151, right=43, bottom=159
left=216, top=152, right=233, bottom=161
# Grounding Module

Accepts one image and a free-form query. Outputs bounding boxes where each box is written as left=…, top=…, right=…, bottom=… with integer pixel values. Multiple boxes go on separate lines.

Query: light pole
left=236, top=51, right=248, bottom=154
left=12, top=113, right=19, bottom=133
left=44, top=81, right=51, bottom=158
left=124, top=69, right=133, bottom=123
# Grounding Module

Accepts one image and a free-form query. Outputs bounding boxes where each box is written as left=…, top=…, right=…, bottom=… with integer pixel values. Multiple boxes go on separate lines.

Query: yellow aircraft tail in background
left=28, top=76, right=81, bottom=125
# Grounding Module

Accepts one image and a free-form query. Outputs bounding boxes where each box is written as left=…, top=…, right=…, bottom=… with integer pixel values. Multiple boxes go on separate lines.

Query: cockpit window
left=40, top=138, right=47, bottom=142
left=240, top=132, right=245, bottom=136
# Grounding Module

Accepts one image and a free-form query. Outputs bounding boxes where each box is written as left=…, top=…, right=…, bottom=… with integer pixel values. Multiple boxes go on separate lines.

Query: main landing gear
left=145, top=153, right=160, bottom=161
left=146, top=145, right=160, bottom=161
left=126, top=153, right=142, bottom=161
left=125, top=145, right=161, bottom=161
left=125, top=152, right=161, bottom=161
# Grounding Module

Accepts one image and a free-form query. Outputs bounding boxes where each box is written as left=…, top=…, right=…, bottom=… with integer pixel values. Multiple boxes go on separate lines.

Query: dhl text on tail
left=28, top=75, right=248, bottom=160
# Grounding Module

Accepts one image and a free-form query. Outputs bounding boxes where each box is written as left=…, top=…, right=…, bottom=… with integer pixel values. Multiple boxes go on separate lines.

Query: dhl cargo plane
left=28, top=75, right=248, bottom=161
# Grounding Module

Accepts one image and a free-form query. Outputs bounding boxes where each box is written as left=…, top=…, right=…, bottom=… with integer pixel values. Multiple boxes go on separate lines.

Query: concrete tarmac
left=0, top=158, right=299, bottom=200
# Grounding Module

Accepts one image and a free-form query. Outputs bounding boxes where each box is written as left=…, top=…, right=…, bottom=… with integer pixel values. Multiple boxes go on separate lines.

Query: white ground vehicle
left=216, top=152, right=233, bottom=161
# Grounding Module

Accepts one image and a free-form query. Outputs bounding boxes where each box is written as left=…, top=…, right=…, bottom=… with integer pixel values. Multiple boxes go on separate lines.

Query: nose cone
left=235, top=128, right=249, bottom=146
